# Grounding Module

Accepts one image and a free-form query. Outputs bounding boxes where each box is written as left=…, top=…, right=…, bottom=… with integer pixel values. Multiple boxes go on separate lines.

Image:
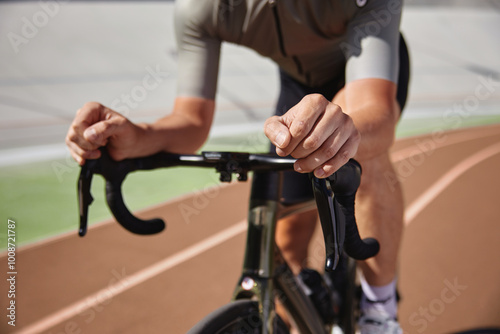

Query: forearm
left=130, top=97, right=215, bottom=157
left=349, top=101, right=399, bottom=162
left=138, top=114, right=210, bottom=155
left=338, top=78, right=400, bottom=162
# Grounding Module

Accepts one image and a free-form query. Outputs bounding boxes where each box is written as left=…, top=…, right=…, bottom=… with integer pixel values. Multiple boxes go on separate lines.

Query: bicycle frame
left=232, top=171, right=330, bottom=334
left=77, top=149, right=379, bottom=334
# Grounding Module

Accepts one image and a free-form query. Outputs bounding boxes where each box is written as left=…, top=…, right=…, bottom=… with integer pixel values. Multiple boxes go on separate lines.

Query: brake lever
left=310, top=175, right=344, bottom=271
left=316, top=160, right=379, bottom=269
left=78, top=160, right=99, bottom=237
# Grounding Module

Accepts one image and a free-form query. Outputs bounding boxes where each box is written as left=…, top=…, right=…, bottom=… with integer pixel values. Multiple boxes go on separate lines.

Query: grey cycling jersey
left=174, top=0, right=402, bottom=100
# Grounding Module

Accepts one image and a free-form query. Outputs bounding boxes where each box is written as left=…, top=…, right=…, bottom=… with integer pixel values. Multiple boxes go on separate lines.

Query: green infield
left=1, top=115, right=499, bottom=249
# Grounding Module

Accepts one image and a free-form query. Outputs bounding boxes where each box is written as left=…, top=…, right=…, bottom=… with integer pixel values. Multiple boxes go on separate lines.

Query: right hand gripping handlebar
left=77, top=149, right=379, bottom=270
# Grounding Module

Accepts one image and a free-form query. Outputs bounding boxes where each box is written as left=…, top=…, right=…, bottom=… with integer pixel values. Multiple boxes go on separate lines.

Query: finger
left=72, top=102, right=108, bottom=134
left=83, top=116, right=123, bottom=147
left=68, top=147, right=85, bottom=166
left=66, top=102, right=111, bottom=151
left=264, top=116, right=291, bottom=156
left=294, top=126, right=359, bottom=176
left=290, top=103, right=344, bottom=159
left=280, top=94, right=329, bottom=157
left=66, top=102, right=117, bottom=163
left=66, top=140, right=102, bottom=165
left=66, top=122, right=101, bottom=154
left=313, top=136, right=359, bottom=178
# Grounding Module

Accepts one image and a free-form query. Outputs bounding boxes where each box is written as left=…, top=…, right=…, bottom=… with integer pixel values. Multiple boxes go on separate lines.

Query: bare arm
left=334, top=78, right=400, bottom=162
left=137, top=97, right=215, bottom=156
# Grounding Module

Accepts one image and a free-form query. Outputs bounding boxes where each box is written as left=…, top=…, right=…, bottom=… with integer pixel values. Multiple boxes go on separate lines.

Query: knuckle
left=110, top=151, right=125, bottom=161
left=80, top=150, right=93, bottom=159
left=303, top=135, right=320, bottom=150
left=67, top=129, right=79, bottom=143
left=263, top=118, right=275, bottom=134
left=298, top=161, right=314, bottom=173
left=290, top=150, right=306, bottom=159
left=333, top=103, right=343, bottom=113
left=340, top=149, right=351, bottom=160
left=264, top=115, right=278, bottom=125
left=305, top=93, right=326, bottom=105
left=353, top=129, right=361, bottom=142
left=343, top=113, right=355, bottom=126
left=83, top=101, right=102, bottom=110
left=322, top=164, right=336, bottom=176
left=100, top=121, right=111, bottom=132
left=275, top=147, right=288, bottom=157
left=326, top=102, right=342, bottom=114
left=338, top=150, right=352, bottom=165
left=65, top=135, right=72, bottom=146
left=323, top=144, right=339, bottom=159
left=302, top=166, right=314, bottom=173
left=290, top=120, right=308, bottom=138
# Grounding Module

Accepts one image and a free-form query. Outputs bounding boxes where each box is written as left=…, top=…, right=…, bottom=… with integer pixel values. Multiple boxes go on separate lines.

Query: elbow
left=354, top=117, right=397, bottom=163
left=185, top=127, right=210, bottom=153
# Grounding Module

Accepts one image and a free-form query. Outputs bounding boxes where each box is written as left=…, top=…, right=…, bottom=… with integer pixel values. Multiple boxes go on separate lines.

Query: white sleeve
left=343, top=0, right=402, bottom=84
left=175, top=0, right=221, bottom=99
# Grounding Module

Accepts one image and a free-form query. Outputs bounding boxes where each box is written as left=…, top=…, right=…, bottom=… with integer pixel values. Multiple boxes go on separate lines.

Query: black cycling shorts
left=271, top=34, right=410, bottom=204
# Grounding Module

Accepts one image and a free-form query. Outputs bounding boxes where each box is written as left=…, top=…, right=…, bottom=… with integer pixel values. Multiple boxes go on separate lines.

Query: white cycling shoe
left=357, top=309, right=403, bottom=334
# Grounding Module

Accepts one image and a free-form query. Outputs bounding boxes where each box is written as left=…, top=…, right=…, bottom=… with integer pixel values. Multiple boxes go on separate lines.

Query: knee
left=276, top=211, right=317, bottom=248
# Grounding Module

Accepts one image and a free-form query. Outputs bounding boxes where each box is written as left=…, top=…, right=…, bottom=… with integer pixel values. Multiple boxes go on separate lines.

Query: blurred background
left=0, top=0, right=499, bottom=333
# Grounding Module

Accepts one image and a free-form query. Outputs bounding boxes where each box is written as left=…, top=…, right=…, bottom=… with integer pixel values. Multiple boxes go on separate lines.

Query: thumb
left=264, top=116, right=291, bottom=153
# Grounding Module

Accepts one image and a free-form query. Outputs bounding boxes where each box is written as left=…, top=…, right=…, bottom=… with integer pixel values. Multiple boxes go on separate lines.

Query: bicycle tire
left=187, top=299, right=290, bottom=334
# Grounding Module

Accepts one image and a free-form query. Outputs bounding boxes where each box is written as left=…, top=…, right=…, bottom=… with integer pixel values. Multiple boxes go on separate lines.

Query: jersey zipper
left=269, top=0, right=287, bottom=57
left=269, top=0, right=305, bottom=77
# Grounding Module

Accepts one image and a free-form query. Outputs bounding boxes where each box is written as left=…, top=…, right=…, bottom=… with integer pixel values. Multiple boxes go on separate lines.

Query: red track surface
left=1, top=124, right=500, bottom=334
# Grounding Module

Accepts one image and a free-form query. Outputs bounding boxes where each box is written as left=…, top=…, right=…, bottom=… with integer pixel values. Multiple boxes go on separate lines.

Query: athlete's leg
left=353, top=153, right=404, bottom=286
left=275, top=210, right=318, bottom=274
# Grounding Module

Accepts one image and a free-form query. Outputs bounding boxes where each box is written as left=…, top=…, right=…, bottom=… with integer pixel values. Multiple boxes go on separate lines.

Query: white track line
left=14, top=221, right=247, bottom=334
left=404, top=142, right=500, bottom=224
left=391, top=126, right=500, bottom=163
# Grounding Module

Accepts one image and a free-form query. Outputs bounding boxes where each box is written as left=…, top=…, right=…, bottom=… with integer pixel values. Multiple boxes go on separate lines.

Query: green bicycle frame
left=232, top=171, right=330, bottom=334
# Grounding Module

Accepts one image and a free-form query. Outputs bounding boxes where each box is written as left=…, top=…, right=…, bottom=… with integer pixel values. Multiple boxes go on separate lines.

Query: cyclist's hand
left=65, top=102, right=144, bottom=165
left=264, top=94, right=360, bottom=178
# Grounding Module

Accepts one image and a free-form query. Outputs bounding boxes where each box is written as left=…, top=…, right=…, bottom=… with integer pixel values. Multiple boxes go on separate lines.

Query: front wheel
left=187, top=299, right=289, bottom=334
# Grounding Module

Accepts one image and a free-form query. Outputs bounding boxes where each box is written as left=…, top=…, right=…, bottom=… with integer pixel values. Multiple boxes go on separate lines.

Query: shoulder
left=349, top=0, right=402, bottom=19
left=175, top=0, right=218, bottom=33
